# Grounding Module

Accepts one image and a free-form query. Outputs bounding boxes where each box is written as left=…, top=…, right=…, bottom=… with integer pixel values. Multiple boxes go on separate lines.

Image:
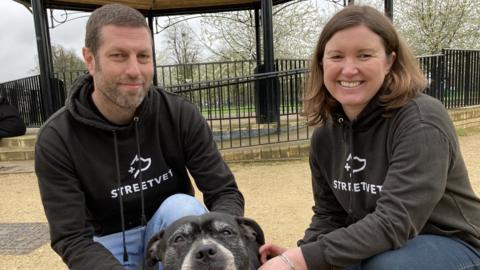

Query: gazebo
left=14, top=0, right=292, bottom=118
left=13, top=0, right=393, bottom=120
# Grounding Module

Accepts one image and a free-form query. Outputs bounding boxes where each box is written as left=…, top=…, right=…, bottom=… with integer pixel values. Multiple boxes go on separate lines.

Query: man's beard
left=94, top=64, right=152, bottom=110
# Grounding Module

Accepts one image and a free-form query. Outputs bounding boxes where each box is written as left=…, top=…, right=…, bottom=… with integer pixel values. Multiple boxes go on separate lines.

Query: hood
left=65, top=73, right=152, bottom=131
left=332, top=92, right=386, bottom=130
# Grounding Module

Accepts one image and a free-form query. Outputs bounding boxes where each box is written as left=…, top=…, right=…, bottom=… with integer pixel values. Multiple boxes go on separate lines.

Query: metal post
left=254, top=8, right=262, bottom=67
left=261, top=0, right=274, bottom=74
left=32, top=0, right=54, bottom=118
left=385, top=0, right=393, bottom=21
left=147, top=13, right=158, bottom=86
left=260, top=0, right=279, bottom=123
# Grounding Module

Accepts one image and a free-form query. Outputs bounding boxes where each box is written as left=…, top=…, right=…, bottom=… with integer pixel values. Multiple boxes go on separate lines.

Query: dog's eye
left=173, top=235, right=185, bottom=243
left=221, top=229, right=233, bottom=236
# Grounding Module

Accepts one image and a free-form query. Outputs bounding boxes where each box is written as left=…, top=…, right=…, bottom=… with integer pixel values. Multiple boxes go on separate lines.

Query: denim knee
left=160, top=194, right=206, bottom=219
left=360, top=235, right=480, bottom=270
left=151, top=193, right=207, bottom=229
left=361, top=250, right=406, bottom=270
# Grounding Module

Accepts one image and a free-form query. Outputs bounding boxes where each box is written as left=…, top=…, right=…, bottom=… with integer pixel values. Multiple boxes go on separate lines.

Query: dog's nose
left=194, top=244, right=218, bottom=262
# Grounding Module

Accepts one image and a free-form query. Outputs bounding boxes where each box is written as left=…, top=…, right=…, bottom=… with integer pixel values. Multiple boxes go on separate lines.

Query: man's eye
left=110, top=53, right=124, bottom=59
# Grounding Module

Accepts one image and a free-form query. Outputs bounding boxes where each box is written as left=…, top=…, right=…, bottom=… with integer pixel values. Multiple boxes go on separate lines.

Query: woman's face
left=322, top=25, right=395, bottom=120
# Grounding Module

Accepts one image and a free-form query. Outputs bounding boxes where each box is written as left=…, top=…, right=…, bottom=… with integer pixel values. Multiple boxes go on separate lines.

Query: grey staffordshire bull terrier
left=145, top=212, right=265, bottom=270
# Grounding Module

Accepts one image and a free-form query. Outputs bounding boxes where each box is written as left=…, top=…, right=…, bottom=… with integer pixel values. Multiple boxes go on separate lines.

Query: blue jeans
left=94, top=194, right=207, bottom=270
left=345, top=234, right=480, bottom=270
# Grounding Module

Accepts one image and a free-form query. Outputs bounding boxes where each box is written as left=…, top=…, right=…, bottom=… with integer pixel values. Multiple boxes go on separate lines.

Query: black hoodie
left=299, top=93, right=480, bottom=269
left=35, top=74, right=244, bottom=269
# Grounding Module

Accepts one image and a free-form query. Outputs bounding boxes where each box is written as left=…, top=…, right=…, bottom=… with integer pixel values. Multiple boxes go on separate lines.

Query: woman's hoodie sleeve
left=35, top=125, right=125, bottom=270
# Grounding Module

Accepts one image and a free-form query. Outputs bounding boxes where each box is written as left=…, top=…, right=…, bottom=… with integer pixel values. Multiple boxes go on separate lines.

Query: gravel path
left=1, top=131, right=479, bottom=269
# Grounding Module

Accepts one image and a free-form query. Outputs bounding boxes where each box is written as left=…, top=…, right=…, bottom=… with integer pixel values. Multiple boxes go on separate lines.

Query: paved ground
left=1, top=129, right=479, bottom=269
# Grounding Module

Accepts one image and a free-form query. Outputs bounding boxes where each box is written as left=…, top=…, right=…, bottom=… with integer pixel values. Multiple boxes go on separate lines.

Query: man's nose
left=125, top=57, right=141, bottom=77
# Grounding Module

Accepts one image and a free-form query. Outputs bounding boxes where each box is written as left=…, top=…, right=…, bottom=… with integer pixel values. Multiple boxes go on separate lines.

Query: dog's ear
left=145, top=230, right=166, bottom=266
left=236, top=217, right=265, bottom=245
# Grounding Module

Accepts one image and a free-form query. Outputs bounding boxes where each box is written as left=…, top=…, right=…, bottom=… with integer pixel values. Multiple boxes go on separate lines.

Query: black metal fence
left=0, top=75, right=65, bottom=127
left=1, top=50, right=479, bottom=149
left=418, top=49, right=480, bottom=108
left=166, top=68, right=310, bottom=148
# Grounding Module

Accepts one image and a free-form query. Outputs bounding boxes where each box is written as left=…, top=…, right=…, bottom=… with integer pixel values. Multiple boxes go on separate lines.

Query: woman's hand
left=259, top=245, right=308, bottom=270
left=259, top=243, right=288, bottom=264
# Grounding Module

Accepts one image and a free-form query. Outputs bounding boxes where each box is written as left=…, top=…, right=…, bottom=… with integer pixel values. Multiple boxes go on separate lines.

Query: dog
left=145, top=212, right=265, bottom=270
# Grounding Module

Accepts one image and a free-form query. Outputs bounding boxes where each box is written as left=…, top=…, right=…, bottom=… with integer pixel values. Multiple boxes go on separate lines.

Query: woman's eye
left=326, top=55, right=343, bottom=62
left=359, top=54, right=372, bottom=59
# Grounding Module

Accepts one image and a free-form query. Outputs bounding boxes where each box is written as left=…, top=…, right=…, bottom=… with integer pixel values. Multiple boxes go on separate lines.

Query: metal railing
left=166, top=69, right=310, bottom=149
left=1, top=51, right=480, bottom=148
left=418, top=49, right=480, bottom=109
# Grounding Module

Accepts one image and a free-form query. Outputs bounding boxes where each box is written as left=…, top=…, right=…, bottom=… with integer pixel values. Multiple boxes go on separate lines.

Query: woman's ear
left=387, top=51, right=397, bottom=71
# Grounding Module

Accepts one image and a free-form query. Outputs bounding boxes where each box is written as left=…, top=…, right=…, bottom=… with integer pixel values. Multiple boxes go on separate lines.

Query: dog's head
left=146, top=212, right=265, bottom=270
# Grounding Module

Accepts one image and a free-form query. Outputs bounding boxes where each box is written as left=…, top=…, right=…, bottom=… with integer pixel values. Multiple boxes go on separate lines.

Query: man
left=35, top=4, right=244, bottom=270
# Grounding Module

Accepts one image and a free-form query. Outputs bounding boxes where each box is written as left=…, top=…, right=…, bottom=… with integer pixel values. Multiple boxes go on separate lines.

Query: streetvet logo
left=128, top=154, right=152, bottom=178
left=344, top=153, right=366, bottom=175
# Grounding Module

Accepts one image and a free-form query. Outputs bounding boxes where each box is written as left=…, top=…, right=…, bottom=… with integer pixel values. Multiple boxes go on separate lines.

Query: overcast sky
left=0, top=0, right=348, bottom=83
left=0, top=1, right=90, bottom=83
left=0, top=0, right=210, bottom=83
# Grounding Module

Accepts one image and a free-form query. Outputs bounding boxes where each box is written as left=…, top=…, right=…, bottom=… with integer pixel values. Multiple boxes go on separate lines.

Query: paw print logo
left=128, top=155, right=152, bottom=178
left=344, top=153, right=366, bottom=174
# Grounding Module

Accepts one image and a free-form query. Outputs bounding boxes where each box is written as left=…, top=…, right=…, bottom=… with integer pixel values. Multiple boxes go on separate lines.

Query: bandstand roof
left=15, top=0, right=292, bottom=15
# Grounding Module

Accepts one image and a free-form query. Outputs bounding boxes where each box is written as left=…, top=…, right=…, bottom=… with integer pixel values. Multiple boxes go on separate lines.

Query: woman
left=259, top=5, right=480, bottom=270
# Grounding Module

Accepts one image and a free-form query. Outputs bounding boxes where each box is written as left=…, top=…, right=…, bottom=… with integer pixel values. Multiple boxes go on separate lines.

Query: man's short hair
left=85, top=3, right=151, bottom=56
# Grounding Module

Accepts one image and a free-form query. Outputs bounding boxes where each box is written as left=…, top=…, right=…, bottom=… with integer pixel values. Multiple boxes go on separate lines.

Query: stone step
left=0, top=134, right=37, bottom=148
left=0, top=147, right=35, bottom=162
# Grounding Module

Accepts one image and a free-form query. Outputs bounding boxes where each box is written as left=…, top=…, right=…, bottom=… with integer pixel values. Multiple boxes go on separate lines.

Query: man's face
left=84, top=25, right=154, bottom=111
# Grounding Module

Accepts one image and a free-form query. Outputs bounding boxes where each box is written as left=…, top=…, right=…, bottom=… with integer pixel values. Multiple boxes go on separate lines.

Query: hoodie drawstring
left=112, top=118, right=148, bottom=265
left=133, top=117, right=147, bottom=226
left=113, top=130, right=129, bottom=263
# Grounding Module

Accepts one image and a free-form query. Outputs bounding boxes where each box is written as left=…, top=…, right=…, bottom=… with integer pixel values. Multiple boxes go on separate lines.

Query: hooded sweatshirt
left=35, top=74, right=244, bottom=269
left=299, top=93, right=480, bottom=269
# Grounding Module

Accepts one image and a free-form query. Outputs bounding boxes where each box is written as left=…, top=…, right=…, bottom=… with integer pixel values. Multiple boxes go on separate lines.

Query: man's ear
left=236, top=217, right=265, bottom=245
left=145, top=230, right=166, bottom=266
left=82, top=47, right=95, bottom=75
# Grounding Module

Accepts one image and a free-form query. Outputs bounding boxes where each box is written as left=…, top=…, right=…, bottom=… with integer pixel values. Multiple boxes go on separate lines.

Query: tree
left=198, top=0, right=324, bottom=61
left=394, top=0, right=480, bottom=55
left=32, top=44, right=85, bottom=74
left=164, top=22, right=202, bottom=83
left=51, top=44, right=85, bottom=72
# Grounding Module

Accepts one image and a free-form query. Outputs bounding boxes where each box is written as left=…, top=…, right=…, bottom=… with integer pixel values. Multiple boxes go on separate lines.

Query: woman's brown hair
left=302, top=5, right=427, bottom=126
